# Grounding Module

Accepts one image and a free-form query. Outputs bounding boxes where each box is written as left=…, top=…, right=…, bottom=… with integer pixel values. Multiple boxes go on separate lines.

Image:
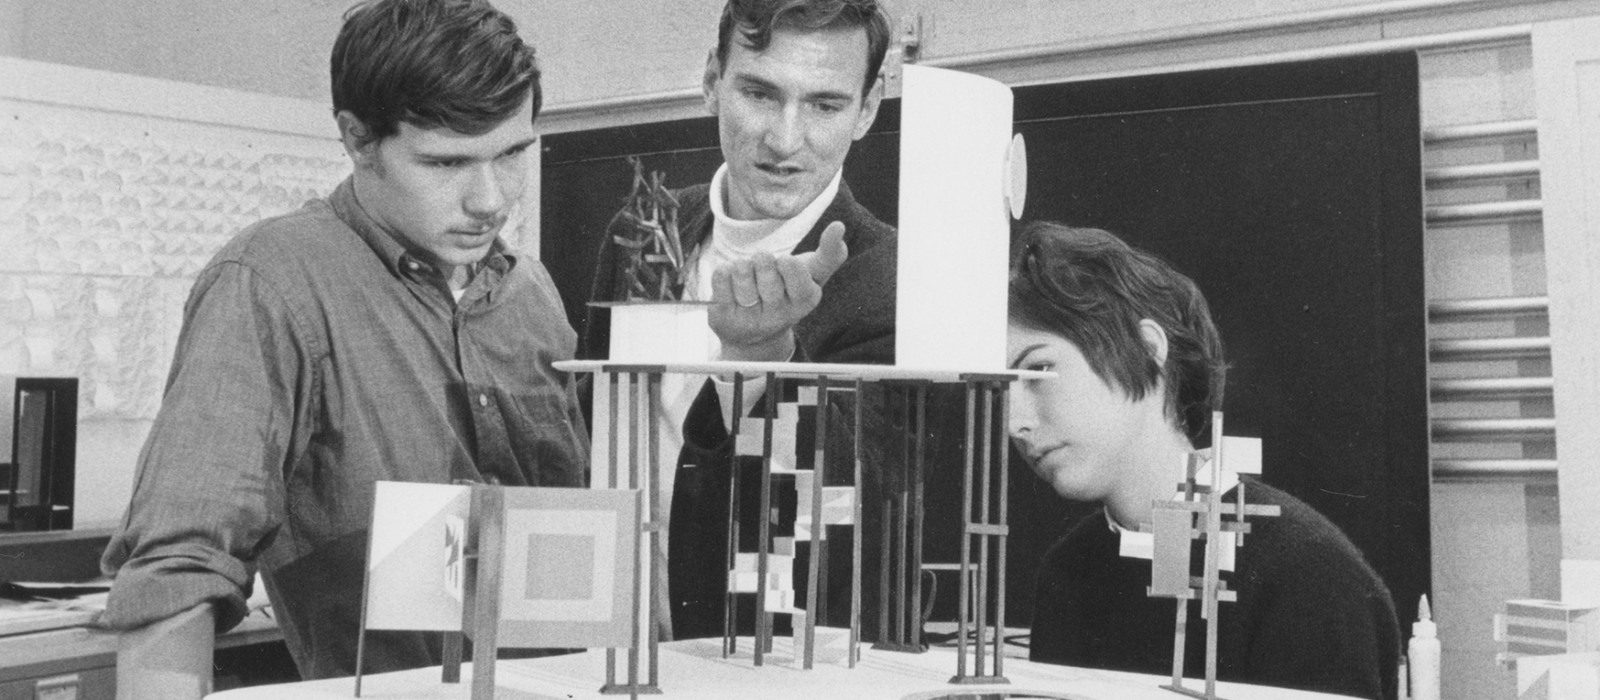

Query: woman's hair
left=715, top=0, right=891, bottom=98
left=331, top=0, right=540, bottom=142
left=1009, top=222, right=1227, bottom=444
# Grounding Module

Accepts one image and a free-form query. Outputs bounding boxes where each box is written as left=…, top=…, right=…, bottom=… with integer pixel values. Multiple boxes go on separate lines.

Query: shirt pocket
left=500, top=385, right=589, bottom=488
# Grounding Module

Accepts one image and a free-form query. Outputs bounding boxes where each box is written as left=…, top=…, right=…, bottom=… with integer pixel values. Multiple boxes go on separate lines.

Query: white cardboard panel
left=365, top=481, right=472, bottom=631
left=895, top=65, right=1014, bottom=371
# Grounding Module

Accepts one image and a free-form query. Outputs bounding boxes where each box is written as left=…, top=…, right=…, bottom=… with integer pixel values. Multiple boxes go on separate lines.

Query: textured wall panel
left=0, top=96, right=347, bottom=422
left=2, top=58, right=543, bottom=526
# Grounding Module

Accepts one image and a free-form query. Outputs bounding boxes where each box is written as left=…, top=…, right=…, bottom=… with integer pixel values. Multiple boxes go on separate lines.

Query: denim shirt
left=101, top=177, right=588, bottom=678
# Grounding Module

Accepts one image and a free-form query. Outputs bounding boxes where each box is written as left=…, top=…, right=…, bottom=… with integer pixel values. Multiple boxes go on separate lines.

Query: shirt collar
left=1105, top=508, right=1132, bottom=534
left=328, top=176, right=515, bottom=282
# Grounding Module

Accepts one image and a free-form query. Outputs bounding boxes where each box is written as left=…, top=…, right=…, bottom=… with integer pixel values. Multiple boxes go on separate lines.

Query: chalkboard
left=540, top=51, right=1427, bottom=633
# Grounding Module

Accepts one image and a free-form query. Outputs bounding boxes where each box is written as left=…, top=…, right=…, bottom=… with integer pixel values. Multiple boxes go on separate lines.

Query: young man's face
left=704, top=24, right=881, bottom=221
left=1006, top=324, right=1153, bottom=504
left=343, top=96, right=538, bottom=271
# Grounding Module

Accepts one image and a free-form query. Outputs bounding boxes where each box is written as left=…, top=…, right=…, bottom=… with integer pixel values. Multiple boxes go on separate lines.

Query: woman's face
left=1006, top=324, right=1154, bottom=503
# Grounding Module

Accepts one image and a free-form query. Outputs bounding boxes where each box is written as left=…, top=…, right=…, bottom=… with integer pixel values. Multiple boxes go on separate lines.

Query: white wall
left=0, top=0, right=340, bottom=104
left=0, top=58, right=352, bottom=527
left=0, top=0, right=1413, bottom=105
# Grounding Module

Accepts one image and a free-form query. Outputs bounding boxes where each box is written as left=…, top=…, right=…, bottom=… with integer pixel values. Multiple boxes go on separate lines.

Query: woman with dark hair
left=1008, top=222, right=1400, bottom=700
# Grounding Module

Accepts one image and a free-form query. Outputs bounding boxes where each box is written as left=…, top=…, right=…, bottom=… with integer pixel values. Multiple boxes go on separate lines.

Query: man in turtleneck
left=584, top=0, right=897, bottom=641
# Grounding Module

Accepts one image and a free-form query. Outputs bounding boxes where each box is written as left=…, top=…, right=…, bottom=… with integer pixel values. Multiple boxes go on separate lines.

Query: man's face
left=704, top=25, right=881, bottom=221
left=342, top=96, right=537, bottom=270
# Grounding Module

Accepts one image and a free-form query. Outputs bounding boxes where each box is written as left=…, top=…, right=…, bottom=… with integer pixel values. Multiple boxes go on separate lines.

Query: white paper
left=364, top=480, right=471, bottom=631
left=0, top=375, right=13, bottom=461
left=895, top=65, right=1015, bottom=371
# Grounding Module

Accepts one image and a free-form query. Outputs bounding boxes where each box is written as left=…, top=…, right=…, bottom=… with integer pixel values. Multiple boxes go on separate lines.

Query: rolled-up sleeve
left=100, top=260, right=313, bottom=632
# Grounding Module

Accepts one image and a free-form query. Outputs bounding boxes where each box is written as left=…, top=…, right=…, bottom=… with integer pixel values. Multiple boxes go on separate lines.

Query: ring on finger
left=738, top=298, right=760, bottom=308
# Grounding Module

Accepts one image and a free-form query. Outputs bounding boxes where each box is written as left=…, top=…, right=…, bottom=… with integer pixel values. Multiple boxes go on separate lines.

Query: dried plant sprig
left=608, top=156, right=686, bottom=301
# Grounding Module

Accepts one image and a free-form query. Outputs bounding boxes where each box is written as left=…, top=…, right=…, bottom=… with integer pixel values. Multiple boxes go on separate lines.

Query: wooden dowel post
left=910, top=383, right=928, bottom=651
left=975, top=384, right=992, bottom=678
left=803, top=375, right=830, bottom=668
left=953, top=383, right=975, bottom=681
left=723, top=373, right=745, bottom=657
left=754, top=372, right=778, bottom=665
left=994, top=381, right=1010, bottom=679
left=851, top=377, right=865, bottom=666
left=646, top=371, right=663, bottom=688
left=605, top=370, right=621, bottom=688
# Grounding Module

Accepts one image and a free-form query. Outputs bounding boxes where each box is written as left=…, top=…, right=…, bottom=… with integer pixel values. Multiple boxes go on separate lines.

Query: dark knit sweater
left=1030, top=479, right=1400, bottom=700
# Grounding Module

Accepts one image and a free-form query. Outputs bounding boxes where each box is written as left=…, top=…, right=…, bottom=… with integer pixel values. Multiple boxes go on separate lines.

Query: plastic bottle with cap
left=1408, top=594, right=1440, bottom=700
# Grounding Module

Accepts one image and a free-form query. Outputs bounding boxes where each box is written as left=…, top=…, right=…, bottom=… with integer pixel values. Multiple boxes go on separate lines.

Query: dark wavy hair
left=1009, top=222, right=1227, bottom=445
left=331, top=0, right=540, bottom=142
left=715, top=0, right=891, bottom=98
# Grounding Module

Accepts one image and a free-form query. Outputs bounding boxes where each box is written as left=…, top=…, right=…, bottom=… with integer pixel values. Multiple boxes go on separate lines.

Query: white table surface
left=208, top=636, right=1357, bottom=700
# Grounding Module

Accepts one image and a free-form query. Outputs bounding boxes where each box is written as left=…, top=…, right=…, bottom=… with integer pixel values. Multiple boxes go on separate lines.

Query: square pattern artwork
left=495, top=488, right=639, bottom=649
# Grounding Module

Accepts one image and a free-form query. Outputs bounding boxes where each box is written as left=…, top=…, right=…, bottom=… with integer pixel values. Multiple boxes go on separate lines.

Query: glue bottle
left=1408, top=594, right=1440, bottom=700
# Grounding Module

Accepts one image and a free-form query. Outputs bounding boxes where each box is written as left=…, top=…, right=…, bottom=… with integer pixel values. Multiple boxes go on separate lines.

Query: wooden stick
left=995, top=381, right=1011, bottom=679
left=851, top=377, right=865, bottom=666
left=606, top=370, right=622, bottom=687
left=646, top=371, right=663, bottom=687
left=910, top=383, right=928, bottom=650
left=754, top=372, right=778, bottom=665
left=1203, top=411, right=1226, bottom=697
left=723, top=373, right=745, bottom=657
left=954, top=383, right=976, bottom=680
left=469, top=486, right=504, bottom=700
left=803, top=375, right=829, bottom=668
left=975, top=383, right=992, bottom=678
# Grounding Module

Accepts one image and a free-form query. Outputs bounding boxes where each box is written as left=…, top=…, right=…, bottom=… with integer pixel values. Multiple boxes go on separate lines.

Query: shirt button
left=478, top=393, right=490, bottom=407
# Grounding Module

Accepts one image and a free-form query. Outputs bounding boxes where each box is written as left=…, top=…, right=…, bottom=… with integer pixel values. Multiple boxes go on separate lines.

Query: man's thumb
left=801, top=221, right=849, bottom=286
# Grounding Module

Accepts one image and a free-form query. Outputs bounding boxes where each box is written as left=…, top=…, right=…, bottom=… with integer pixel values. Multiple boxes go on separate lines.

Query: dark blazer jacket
left=583, top=180, right=901, bottom=640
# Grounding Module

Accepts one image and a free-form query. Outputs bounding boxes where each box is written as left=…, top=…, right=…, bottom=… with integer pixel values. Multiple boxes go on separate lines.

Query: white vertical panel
left=519, top=136, right=542, bottom=259
left=365, top=481, right=472, bottom=631
left=0, top=375, right=12, bottom=461
left=1419, top=35, right=1554, bottom=700
left=1, top=57, right=348, bottom=526
left=1533, top=16, right=1600, bottom=586
left=895, top=65, right=1012, bottom=371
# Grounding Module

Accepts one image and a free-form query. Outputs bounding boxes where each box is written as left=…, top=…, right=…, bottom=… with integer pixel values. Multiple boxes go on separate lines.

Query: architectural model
left=1146, top=415, right=1279, bottom=700
left=558, top=61, right=1031, bottom=692
left=350, top=62, right=1031, bottom=699
left=354, top=481, right=644, bottom=699
left=1495, top=598, right=1600, bottom=699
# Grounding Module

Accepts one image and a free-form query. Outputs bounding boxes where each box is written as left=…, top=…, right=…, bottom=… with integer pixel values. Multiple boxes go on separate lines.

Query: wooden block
left=1149, top=505, right=1193, bottom=598
left=789, top=613, right=851, bottom=666
left=1516, top=652, right=1600, bottom=699
left=492, top=487, right=641, bottom=650
left=115, top=603, right=214, bottom=700
left=1220, top=436, right=1263, bottom=474
left=766, top=589, right=798, bottom=613
left=821, top=487, right=855, bottom=525
left=364, top=481, right=472, bottom=631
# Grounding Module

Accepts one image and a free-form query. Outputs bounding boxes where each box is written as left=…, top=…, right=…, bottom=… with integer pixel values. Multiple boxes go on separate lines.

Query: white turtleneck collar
left=687, top=164, right=842, bottom=301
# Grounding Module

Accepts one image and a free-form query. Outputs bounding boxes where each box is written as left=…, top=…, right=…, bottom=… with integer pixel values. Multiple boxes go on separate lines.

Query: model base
left=600, top=683, right=663, bottom=695
left=948, top=674, right=1009, bottom=685
left=872, top=641, right=928, bottom=654
left=1161, top=682, right=1225, bottom=700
